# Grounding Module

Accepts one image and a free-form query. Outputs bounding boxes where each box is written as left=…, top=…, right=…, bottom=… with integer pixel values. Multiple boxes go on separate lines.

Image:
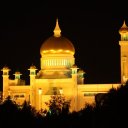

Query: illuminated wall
left=1, top=19, right=126, bottom=112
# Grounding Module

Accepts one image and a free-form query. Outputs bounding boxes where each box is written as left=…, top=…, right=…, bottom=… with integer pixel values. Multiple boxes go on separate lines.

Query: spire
left=53, top=18, right=61, bottom=37
left=119, top=20, right=128, bottom=34
left=122, top=20, right=127, bottom=28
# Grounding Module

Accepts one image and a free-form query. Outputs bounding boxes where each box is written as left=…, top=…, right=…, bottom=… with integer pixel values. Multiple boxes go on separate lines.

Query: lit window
left=20, top=95, right=25, bottom=98
left=31, top=72, right=35, bottom=75
left=3, top=72, right=7, bottom=75
left=84, top=93, right=96, bottom=96
left=14, top=95, right=19, bottom=98
left=15, top=75, right=20, bottom=79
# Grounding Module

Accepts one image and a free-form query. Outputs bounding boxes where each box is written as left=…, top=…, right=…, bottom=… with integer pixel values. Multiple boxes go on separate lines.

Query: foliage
left=45, top=95, right=70, bottom=116
left=94, top=82, right=128, bottom=127
left=1, top=82, right=128, bottom=128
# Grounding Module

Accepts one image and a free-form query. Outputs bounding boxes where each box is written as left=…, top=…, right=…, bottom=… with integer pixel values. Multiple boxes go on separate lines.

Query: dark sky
left=0, top=1, right=127, bottom=86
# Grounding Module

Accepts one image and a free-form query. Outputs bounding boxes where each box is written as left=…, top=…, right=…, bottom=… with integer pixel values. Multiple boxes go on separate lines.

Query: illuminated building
left=1, top=19, right=127, bottom=112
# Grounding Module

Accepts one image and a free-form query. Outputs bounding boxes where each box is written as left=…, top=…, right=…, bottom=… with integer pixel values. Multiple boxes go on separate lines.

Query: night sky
left=0, top=1, right=127, bottom=86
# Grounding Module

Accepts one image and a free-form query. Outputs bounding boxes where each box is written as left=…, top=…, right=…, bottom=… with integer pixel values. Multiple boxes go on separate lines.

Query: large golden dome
left=40, top=19, right=75, bottom=55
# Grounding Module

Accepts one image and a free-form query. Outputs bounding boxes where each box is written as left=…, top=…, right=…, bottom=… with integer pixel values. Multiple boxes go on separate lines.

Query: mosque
left=1, top=19, right=128, bottom=112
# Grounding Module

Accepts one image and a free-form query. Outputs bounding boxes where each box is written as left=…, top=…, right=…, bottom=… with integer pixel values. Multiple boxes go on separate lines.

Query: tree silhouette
left=94, top=82, right=128, bottom=128
left=45, top=95, right=70, bottom=116
left=1, top=82, right=128, bottom=128
left=19, top=101, right=38, bottom=128
left=0, top=96, right=19, bottom=128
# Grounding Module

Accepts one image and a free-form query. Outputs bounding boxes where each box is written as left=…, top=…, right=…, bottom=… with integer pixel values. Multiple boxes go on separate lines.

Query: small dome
left=71, top=64, right=78, bottom=68
left=40, top=19, right=75, bottom=55
left=14, top=71, right=21, bottom=75
left=1, top=66, right=10, bottom=71
left=3, top=66, right=9, bottom=70
left=29, top=65, right=37, bottom=69
left=78, top=69, right=85, bottom=74
left=119, top=20, right=128, bottom=34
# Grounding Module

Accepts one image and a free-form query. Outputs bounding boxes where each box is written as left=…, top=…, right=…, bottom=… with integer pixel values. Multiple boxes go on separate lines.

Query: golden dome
left=40, top=36, right=75, bottom=55
left=14, top=71, right=22, bottom=75
left=30, top=65, right=37, bottom=69
left=1, top=66, right=10, bottom=71
left=40, top=19, right=75, bottom=55
left=78, top=69, right=85, bottom=74
left=3, top=66, right=9, bottom=70
left=28, top=64, right=37, bottom=70
left=71, top=64, right=78, bottom=68
left=15, top=71, right=20, bottom=74
left=119, top=20, right=128, bottom=34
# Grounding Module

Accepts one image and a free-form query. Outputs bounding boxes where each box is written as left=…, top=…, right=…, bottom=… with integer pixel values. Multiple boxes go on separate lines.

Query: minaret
left=119, top=20, right=128, bottom=83
left=1, top=66, right=10, bottom=100
left=71, top=64, right=79, bottom=82
left=28, top=64, right=37, bottom=106
left=78, top=69, right=85, bottom=84
left=14, top=71, right=22, bottom=79
left=71, top=64, right=79, bottom=111
left=28, top=64, right=37, bottom=85
left=13, top=71, right=22, bottom=85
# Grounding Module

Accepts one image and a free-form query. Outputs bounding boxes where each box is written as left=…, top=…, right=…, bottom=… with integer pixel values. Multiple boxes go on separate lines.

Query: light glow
left=38, top=88, right=42, bottom=95
left=42, top=50, right=74, bottom=55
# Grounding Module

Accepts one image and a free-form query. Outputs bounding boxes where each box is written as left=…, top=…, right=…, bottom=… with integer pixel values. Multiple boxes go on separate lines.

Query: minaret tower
left=78, top=69, right=85, bottom=84
left=119, top=20, right=128, bottom=83
left=14, top=71, right=22, bottom=79
left=28, top=64, right=37, bottom=106
left=13, top=71, right=22, bottom=85
left=1, top=66, right=10, bottom=100
left=71, top=64, right=79, bottom=111
left=71, top=64, right=79, bottom=82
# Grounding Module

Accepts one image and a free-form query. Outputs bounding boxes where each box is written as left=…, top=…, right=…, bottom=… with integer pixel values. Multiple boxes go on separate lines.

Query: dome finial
left=119, top=20, right=128, bottom=34
left=122, top=20, right=127, bottom=28
left=53, top=18, right=61, bottom=37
